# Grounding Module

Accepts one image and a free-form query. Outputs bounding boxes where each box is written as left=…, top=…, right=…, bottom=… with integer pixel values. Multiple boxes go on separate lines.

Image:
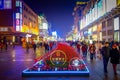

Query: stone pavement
left=0, top=45, right=120, bottom=80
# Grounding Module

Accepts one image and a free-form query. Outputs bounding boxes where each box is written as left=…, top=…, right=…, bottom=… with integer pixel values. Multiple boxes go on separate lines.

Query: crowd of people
left=0, top=41, right=15, bottom=52
left=67, top=41, right=120, bottom=76
left=25, top=41, right=57, bottom=53
left=0, top=40, right=120, bottom=75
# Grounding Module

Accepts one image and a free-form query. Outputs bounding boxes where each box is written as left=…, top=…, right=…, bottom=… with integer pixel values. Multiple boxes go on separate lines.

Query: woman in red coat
left=110, top=44, right=120, bottom=75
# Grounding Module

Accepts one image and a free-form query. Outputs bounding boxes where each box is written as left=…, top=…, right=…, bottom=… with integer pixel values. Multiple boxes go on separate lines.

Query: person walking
left=5, top=42, right=8, bottom=51
left=81, top=44, right=87, bottom=58
left=33, top=43, right=37, bottom=53
left=110, top=44, right=120, bottom=75
left=26, top=42, right=29, bottom=53
left=76, top=42, right=81, bottom=53
left=89, top=44, right=96, bottom=61
left=101, top=42, right=111, bottom=74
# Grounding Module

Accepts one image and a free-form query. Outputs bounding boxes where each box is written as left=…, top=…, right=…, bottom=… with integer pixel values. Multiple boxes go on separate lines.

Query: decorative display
left=22, top=43, right=89, bottom=76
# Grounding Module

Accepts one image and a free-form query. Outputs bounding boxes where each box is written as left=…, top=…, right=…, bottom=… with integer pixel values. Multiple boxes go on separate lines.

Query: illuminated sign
left=16, top=25, right=20, bottom=31
left=50, top=50, right=67, bottom=66
left=26, top=34, right=32, bottom=37
left=0, top=27, right=8, bottom=31
left=16, top=13, right=20, bottom=19
left=15, top=1, right=22, bottom=32
left=52, top=31, right=57, bottom=36
left=76, top=2, right=87, bottom=5
left=16, top=0, right=19, bottom=7
left=16, top=19, right=20, bottom=25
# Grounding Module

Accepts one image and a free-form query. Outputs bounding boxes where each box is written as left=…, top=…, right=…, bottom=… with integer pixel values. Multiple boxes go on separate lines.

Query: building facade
left=38, top=16, right=49, bottom=41
left=75, top=0, right=120, bottom=42
left=0, top=0, right=39, bottom=44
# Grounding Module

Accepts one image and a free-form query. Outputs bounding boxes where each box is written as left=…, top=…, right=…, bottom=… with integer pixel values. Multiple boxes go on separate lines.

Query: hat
left=112, top=44, right=117, bottom=48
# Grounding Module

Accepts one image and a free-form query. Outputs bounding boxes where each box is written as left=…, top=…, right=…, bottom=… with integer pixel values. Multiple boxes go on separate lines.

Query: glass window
left=114, top=32, right=119, bottom=42
left=114, top=17, right=119, bottom=30
left=4, top=0, right=12, bottom=9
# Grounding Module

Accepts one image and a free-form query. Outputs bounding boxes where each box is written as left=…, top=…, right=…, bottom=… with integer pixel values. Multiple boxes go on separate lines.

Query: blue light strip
left=22, top=60, right=89, bottom=75
left=23, top=70, right=89, bottom=74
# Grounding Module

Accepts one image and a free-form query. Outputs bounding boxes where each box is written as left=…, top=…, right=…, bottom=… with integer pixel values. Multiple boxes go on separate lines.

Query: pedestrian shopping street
left=0, top=45, right=120, bottom=80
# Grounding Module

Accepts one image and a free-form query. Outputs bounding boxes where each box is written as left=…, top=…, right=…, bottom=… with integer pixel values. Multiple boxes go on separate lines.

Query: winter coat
left=101, top=46, right=111, bottom=58
left=110, top=48, right=120, bottom=64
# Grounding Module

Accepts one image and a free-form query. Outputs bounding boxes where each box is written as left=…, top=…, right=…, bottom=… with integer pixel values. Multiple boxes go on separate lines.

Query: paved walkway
left=0, top=45, right=120, bottom=80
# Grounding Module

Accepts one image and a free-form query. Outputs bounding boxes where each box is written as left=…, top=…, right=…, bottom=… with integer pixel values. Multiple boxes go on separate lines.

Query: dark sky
left=23, top=0, right=88, bottom=38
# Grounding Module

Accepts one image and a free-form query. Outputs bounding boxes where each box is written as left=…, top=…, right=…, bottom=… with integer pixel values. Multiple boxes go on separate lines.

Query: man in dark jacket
left=101, top=42, right=111, bottom=74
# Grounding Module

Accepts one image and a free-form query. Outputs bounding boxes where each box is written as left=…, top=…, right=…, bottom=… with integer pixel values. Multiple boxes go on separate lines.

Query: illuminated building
left=38, top=16, right=49, bottom=41
left=75, top=0, right=120, bottom=42
left=72, top=1, right=87, bottom=41
left=52, top=31, right=57, bottom=41
left=0, top=0, right=39, bottom=44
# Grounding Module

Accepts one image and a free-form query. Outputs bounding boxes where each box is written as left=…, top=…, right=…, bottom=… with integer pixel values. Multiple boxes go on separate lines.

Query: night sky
left=23, top=0, right=89, bottom=38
